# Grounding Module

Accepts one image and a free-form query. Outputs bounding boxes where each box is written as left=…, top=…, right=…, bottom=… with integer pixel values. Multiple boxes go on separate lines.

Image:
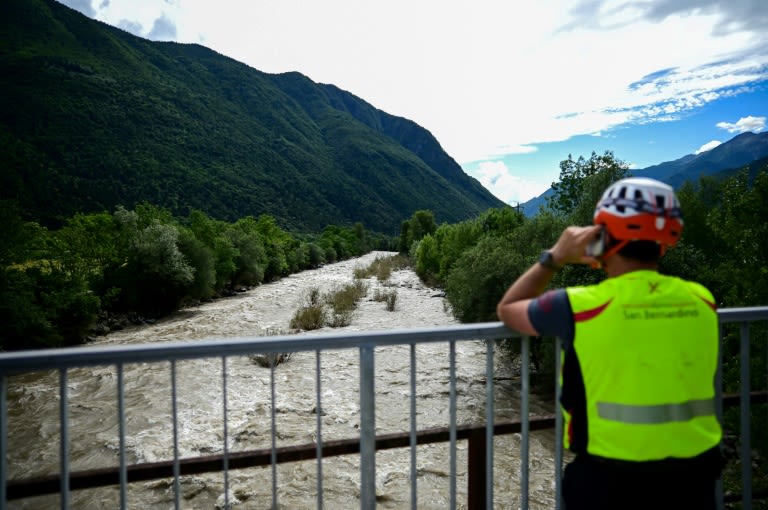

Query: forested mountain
left=521, top=131, right=768, bottom=216
left=0, top=0, right=504, bottom=233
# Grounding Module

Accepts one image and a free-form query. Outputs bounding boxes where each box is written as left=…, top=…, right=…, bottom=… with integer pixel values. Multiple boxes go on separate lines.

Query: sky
left=57, top=0, right=768, bottom=205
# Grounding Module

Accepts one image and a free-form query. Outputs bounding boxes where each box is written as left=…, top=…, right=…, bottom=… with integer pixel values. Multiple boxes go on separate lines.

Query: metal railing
left=1, top=306, right=767, bottom=509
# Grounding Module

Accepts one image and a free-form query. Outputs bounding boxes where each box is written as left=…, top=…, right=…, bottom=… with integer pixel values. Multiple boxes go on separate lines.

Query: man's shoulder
left=657, top=273, right=715, bottom=299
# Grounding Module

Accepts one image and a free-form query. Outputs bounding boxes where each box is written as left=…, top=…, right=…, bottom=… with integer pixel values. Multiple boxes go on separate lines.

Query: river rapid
left=6, top=251, right=560, bottom=509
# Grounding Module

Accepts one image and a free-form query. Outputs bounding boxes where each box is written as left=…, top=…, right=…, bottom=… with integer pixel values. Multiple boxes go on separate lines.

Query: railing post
left=554, top=337, right=563, bottom=510
left=716, top=322, right=725, bottom=510
left=1, top=375, right=7, bottom=507
left=360, top=345, right=376, bottom=510
left=59, top=369, right=70, bottom=510
left=467, top=428, right=487, bottom=510
left=740, top=322, right=752, bottom=510
left=485, top=337, right=495, bottom=508
left=520, top=336, right=530, bottom=510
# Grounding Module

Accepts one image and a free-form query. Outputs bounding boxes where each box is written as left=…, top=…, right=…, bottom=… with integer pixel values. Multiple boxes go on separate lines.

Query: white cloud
left=54, top=0, right=768, bottom=167
left=716, top=115, right=767, bottom=133
left=468, top=161, right=550, bottom=205
left=696, top=140, right=722, bottom=154
left=146, top=12, right=177, bottom=41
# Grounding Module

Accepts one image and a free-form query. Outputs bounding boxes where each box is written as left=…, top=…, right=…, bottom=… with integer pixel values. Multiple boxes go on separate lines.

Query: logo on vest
left=623, top=305, right=699, bottom=320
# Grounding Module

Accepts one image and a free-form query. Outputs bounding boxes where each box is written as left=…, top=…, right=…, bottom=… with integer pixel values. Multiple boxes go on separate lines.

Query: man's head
left=593, top=177, right=683, bottom=263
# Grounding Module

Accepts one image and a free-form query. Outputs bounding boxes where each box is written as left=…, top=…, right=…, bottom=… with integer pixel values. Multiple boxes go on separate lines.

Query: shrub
left=354, top=254, right=409, bottom=281
left=375, top=260, right=392, bottom=281
left=373, top=288, right=398, bottom=311
left=324, top=281, right=368, bottom=328
left=384, top=290, right=397, bottom=311
left=289, top=304, right=326, bottom=330
left=289, top=287, right=326, bottom=330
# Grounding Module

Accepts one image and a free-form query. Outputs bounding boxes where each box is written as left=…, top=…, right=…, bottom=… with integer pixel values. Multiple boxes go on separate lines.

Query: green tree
left=177, top=228, right=216, bottom=301
left=188, top=209, right=238, bottom=292
left=256, top=215, right=292, bottom=281
left=413, top=234, right=440, bottom=283
left=227, top=216, right=268, bottom=287
left=0, top=201, right=100, bottom=349
left=51, top=211, right=122, bottom=287
left=127, top=221, right=194, bottom=313
left=399, top=210, right=436, bottom=253
left=546, top=151, right=630, bottom=224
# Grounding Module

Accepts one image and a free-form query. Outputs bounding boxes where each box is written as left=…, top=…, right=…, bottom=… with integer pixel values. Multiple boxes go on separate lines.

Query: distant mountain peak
left=521, top=131, right=768, bottom=217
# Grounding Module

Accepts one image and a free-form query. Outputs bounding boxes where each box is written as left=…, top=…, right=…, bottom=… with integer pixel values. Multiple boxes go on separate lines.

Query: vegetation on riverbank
left=0, top=201, right=396, bottom=351
left=289, top=254, right=406, bottom=331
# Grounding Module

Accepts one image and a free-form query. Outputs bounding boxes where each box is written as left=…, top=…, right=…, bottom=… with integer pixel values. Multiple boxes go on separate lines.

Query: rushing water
left=6, top=252, right=561, bottom=509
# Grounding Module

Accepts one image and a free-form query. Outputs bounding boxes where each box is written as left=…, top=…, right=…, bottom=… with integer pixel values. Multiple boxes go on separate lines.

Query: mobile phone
left=586, top=227, right=607, bottom=257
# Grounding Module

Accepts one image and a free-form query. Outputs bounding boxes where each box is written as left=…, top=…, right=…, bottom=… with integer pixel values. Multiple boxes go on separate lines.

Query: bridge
left=1, top=306, right=766, bottom=509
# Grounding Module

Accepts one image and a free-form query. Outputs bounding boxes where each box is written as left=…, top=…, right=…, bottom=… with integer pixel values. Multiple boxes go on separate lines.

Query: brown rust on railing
left=5, top=415, right=555, bottom=501
left=5, top=392, right=766, bottom=503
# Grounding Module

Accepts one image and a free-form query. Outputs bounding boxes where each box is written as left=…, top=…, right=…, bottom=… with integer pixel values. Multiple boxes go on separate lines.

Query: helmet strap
left=601, top=239, right=630, bottom=261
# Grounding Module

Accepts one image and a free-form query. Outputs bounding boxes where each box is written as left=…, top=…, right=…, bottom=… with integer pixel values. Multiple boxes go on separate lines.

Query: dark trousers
left=562, top=449, right=722, bottom=510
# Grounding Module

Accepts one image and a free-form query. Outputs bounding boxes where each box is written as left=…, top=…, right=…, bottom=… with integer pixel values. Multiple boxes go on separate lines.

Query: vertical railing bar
left=716, top=322, right=725, bottom=510
left=171, top=361, right=180, bottom=510
left=449, top=341, right=457, bottom=510
left=270, top=355, right=278, bottom=509
left=221, top=356, right=229, bottom=510
left=410, top=343, right=418, bottom=510
left=117, top=363, right=127, bottom=510
left=485, top=339, right=495, bottom=509
left=520, top=337, right=530, bottom=510
left=554, top=338, right=563, bottom=510
left=0, top=374, right=6, bottom=507
left=59, top=368, right=70, bottom=510
left=315, top=349, right=324, bottom=510
left=359, top=345, right=376, bottom=510
left=740, top=321, right=752, bottom=510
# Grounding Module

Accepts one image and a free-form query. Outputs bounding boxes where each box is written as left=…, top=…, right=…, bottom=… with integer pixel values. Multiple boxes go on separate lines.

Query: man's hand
left=496, top=224, right=604, bottom=335
left=549, top=225, right=604, bottom=267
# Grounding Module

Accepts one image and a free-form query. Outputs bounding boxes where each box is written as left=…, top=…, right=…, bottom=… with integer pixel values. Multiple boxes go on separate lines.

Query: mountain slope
left=521, top=131, right=768, bottom=216
left=632, top=132, right=768, bottom=187
left=0, top=0, right=504, bottom=233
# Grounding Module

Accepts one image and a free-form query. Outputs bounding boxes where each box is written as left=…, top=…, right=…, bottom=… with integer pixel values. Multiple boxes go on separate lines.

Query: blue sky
left=57, top=0, right=768, bottom=204
left=464, top=83, right=768, bottom=204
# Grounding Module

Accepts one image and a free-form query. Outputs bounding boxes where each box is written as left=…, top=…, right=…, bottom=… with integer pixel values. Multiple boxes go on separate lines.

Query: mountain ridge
left=0, top=0, right=505, bottom=233
left=521, top=131, right=768, bottom=216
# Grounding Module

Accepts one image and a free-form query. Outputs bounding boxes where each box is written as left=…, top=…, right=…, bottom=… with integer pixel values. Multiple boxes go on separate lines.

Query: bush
left=384, top=291, right=397, bottom=311
left=354, top=254, right=408, bottom=281
left=289, top=304, right=326, bottom=330
left=325, top=281, right=368, bottom=328
left=373, top=288, right=398, bottom=312
left=289, top=287, right=326, bottom=330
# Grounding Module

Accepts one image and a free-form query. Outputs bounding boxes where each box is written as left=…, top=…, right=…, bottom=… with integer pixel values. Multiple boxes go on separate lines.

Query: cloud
left=716, top=115, right=767, bottom=133
left=696, top=140, right=722, bottom=154
left=469, top=161, right=550, bottom=205
left=563, top=0, right=768, bottom=35
left=58, top=0, right=95, bottom=17
left=146, top=13, right=177, bottom=41
left=116, top=19, right=143, bottom=37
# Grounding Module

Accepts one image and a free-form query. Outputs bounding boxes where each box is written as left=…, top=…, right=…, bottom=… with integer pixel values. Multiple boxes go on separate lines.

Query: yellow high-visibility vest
left=564, top=270, right=722, bottom=461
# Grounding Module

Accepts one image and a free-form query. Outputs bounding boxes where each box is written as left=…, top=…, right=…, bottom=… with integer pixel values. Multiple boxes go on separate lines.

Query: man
left=496, top=177, right=722, bottom=510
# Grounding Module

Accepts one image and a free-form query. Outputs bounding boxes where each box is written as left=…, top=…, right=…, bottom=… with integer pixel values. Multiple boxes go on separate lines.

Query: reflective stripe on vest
left=598, top=397, right=716, bottom=425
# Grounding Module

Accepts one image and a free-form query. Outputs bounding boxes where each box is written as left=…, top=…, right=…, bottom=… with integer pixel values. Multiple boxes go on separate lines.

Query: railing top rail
left=1, top=306, right=766, bottom=375
left=717, top=305, right=768, bottom=323
left=0, top=322, right=516, bottom=374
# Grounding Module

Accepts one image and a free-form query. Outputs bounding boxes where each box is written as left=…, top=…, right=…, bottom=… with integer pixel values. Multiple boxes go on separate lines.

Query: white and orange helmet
left=593, top=177, right=683, bottom=257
